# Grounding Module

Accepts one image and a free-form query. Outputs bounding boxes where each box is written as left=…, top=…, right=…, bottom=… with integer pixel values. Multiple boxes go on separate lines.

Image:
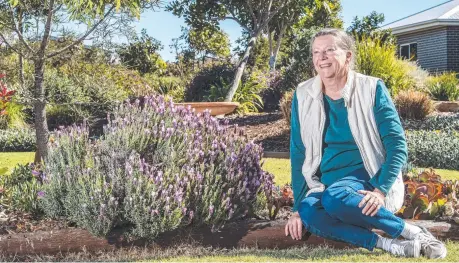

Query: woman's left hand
left=357, top=188, right=386, bottom=217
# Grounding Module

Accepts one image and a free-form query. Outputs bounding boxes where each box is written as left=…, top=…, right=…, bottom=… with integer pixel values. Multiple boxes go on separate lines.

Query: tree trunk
left=18, top=9, right=24, bottom=88
left=33, top=60, right=49, bottom=163
left=269, top=22, right=287, bottom=71
left=224, top=36, right=257, bottom=102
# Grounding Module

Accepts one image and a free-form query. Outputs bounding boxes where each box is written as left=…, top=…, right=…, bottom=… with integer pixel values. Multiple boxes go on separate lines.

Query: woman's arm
left=369, top=80, right=408, bottom=195
left=290, top=91, right=308, bottom=212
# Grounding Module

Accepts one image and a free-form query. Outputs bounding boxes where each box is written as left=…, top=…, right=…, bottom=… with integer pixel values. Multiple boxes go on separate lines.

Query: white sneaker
left=414, top=225, right=447, bottom=259
left=385, top=238, right=421, bottom=258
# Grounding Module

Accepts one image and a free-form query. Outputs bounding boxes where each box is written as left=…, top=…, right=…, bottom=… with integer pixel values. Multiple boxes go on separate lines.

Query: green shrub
left=402, top=114, right=459, bottom=131
left=426, top=72, right=459, bottom=101
left=0, top=163, right=43, bottom=213
left=278, top=27, right=318, bottom=95
left=0, top=101, right=27, bottom=129
left=355, top=37, right=415, bottom=96
left=279, top=90, right=294, bottom=127
left=41, top=95, right=274, bottom=239
left=0, top=128, right=36, bottom=152
left=143, top=75, right=186, bottom=103
left=394, top=90, right=433, bottom=120
left=38, top=66, right=129, bottom=131
left=186, top=63, right=237, bottom=102
left=206, top=75, right=264, bottom=114
left=406, top=130, right=459, bottom=170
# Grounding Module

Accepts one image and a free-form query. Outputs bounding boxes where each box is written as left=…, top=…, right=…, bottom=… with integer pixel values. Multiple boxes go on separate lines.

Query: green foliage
left=280, top=27, right=318, bottom=90
left=41, top=95, right=273, bottom=239
left=355, top=37, right=416, bottom=96
left=186, top=63, right=236, bottom=102
left=406, top=130, right=459, bottom=170
left=426, top=72, right=459, bottom=101
left=186, top=26, right=231, bottom=59
left=0, top=101, right=27, bottom=129
left=117, top=28, right=166, bottom=75
left=402, top=114, right=459, bottom=131
left=279, top=89, right=294, bottom=126
left=43, top=62, right=133, bottom=130
left=0, top=163, right=43, bottom=213
left=206, top=73, right=265, bottom=114
left=0, top=128, right=36, bottom=152
left=143, top=75, right=187, bottom=103
left=347, top=11, right=395, bottom=44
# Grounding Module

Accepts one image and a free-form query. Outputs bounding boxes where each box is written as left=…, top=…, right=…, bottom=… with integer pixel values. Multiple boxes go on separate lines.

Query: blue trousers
left=298, top=168, right=405, bottom=250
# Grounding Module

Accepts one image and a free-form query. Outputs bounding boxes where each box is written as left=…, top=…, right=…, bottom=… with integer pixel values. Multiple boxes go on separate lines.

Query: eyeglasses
left=312, top=47, right=338, bottom=57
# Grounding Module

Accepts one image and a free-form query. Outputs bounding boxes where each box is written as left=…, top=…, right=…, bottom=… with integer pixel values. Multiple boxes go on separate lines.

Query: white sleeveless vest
left=295, top=70, right=405, bottom=213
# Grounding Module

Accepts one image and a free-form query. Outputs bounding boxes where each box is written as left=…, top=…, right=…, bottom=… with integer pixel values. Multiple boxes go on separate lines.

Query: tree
left=118, top=28, right=165, bottom=75
left=266, top=0, right=342, bottom=71
left=0, top=0, right=159, bottom=162
left=347, top=11, right=394, bottom=43
left=168, top=0, right=292, bottom=102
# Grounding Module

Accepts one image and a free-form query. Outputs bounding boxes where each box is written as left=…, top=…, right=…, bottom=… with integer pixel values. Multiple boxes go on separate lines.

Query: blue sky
left=131, top=0, right=447, bottom=61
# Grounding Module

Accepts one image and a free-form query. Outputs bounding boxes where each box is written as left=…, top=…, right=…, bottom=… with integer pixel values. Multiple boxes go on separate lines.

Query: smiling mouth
left=320, top=64, right=332, bottom=68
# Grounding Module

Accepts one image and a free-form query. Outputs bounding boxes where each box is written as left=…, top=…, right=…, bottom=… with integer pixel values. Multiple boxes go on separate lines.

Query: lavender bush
left=40, top=95, right=274, bottom=239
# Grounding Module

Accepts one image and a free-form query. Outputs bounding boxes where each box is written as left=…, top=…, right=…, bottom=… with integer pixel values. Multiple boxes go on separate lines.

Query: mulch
left=222, top=112, right=290, bottom=152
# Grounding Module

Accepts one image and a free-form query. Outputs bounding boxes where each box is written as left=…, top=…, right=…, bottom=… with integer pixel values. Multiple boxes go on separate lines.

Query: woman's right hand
left=285, top=212, right=304, bottom=240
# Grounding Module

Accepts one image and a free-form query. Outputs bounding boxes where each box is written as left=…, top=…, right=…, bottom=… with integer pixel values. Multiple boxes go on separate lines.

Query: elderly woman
left=285, top=28, right=447, bottom=259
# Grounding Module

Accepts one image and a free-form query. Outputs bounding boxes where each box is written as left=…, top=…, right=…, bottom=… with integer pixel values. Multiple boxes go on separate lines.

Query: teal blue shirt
left=320, top=94, right=365, bottom=186
left=290, top=80, right=408, bottom=212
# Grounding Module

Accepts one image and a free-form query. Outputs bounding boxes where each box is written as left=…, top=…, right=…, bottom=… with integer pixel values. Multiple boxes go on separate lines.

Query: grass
left=0, top=152, right=35, bottom=175
left=4, top=242, right=458, bottom=262
left=158, top=242, right=459, bottom=262
left=262, top=158, right=459, bottom=186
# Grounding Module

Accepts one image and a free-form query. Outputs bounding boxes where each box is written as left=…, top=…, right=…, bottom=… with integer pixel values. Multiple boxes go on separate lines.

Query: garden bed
left=0, top=218, right=457, bottom=256
left=223, top=111, right=459, bottom=153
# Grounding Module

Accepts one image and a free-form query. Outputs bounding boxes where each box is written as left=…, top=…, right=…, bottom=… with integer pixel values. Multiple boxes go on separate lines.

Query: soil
left=222, top=112, right=290, bottom=152
left=0, top=211, right=71, bottom=235
left=221, top=111, right=459, bottom=153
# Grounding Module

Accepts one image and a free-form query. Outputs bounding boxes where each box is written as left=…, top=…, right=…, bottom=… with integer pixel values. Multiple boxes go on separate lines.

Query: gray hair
left=311, top=28, right=356, bottom=69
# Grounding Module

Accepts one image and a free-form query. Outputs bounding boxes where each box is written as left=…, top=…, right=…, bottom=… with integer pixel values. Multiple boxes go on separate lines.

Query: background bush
left=186, top=63, right=236, bottom=102
left=402, top=114, right=459, bottom=131
left=279, top=90, right=294, bottom=127
left=406, top=130, right=459, bottom=170
left=426, top=72, right=459, bottom=101
left=0, top=163, right=43, bottom=213
left=394, top=90, right=433, bottom=120
left=355, top=37, right=415, bottom=96
left=40, top=95, right=274, bottom=239
left=0, top=128, right=36, bottom=152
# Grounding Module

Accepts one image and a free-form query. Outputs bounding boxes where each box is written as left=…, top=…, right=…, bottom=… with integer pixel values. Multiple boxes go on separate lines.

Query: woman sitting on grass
left=285, top=28, right=446, bottom=259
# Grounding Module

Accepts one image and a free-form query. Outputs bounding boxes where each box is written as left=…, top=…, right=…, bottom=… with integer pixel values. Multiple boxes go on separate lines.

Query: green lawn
left=158, top=242, right=459, bottom=262
left=263, top=158, right=459, bottom=186
left=0, top=152, right=35, bottom=175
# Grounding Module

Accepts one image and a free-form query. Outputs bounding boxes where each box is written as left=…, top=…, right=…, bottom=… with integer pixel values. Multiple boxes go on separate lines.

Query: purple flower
left=196, top=172, right=203, bottom=181
left=31, top=170, right=40, bottom=177
left=209, top=205, right=214, bottom=215
left=37, top=191, right=45, bottom=198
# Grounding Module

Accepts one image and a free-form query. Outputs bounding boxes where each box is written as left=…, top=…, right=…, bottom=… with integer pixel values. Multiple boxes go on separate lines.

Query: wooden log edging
left=263, top=151, right=289, bottom=159
left=0, top=219, right=457, bottom=255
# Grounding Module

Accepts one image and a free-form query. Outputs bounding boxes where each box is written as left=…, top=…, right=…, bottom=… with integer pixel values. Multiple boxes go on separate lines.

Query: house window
left=400, top=43, right=417, bottom=61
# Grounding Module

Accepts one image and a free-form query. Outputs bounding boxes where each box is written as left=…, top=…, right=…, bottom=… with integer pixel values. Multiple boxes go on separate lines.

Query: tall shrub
left=355, top=37, right=415, bottom=96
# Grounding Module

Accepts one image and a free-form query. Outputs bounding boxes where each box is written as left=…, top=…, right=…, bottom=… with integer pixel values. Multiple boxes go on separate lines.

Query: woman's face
left=312, top=35, right=351, bottom=80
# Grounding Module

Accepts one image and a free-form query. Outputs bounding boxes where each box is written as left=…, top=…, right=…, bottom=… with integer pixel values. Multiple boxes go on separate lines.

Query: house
left=381, top=0, right=459, bottom=73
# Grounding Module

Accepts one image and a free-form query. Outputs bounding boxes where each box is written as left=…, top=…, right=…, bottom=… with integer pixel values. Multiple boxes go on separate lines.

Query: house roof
left=380, top=0, right=459, bottom=35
